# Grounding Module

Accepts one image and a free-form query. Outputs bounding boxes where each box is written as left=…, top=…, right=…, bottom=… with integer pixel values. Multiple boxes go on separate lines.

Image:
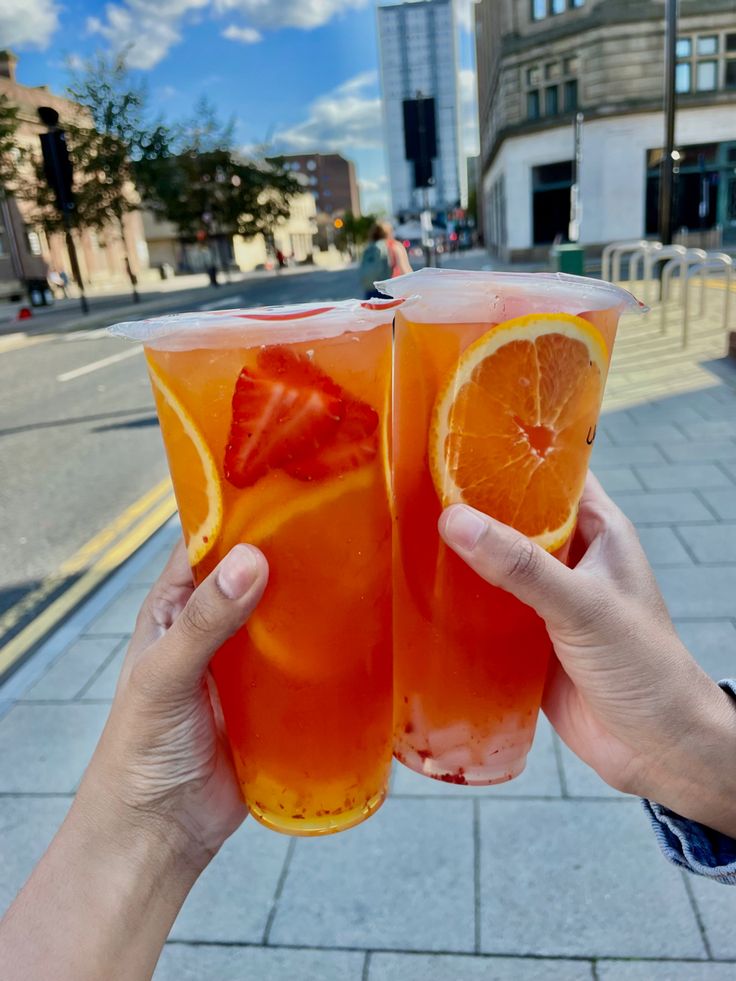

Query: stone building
left=474, top=0, right=736, bottom=260
left=278, top=153, right=361, bottom=217
left=0, top=50, right=149, bottom=304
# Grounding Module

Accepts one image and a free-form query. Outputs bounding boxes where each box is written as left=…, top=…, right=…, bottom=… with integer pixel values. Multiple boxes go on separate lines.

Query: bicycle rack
left=601, top=240, right=651, bottom=282
left=682, top=256, right=733, bottom=348
left=659, top=250, right=709, bottom=334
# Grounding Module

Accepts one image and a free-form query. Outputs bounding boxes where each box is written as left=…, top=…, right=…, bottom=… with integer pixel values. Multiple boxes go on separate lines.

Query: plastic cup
left=377, top=268, right=644, bottom=785
left=111, top=299, right=400, bottom=834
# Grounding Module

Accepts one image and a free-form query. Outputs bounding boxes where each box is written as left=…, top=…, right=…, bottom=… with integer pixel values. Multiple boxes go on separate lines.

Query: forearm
left=0, top=796, right=201, bottom=981
left=641, top=680, right=736, bottom=840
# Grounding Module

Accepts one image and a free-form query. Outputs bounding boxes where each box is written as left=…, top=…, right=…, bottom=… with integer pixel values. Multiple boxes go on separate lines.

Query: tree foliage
left=137, top=98, right=301, bottom=242
left=0, top=95, right=23, bottom=191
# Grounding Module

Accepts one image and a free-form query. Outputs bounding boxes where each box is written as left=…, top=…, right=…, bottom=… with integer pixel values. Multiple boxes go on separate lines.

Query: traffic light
left=39, top=128, right=75, bottom=214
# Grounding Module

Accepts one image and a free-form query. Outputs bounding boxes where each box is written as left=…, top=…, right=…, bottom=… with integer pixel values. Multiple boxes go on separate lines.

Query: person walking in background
left=359, top=220, right=412, bottom=299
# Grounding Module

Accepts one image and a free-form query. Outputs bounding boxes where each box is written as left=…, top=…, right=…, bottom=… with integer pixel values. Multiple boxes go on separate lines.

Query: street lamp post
left=658, top=0, right=678, bottom=249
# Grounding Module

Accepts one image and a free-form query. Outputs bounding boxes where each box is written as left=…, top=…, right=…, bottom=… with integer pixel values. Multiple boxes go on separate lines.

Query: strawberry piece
left=285, top=397, right=379, bottom=481
left=224, top=348, right=344, bottom=488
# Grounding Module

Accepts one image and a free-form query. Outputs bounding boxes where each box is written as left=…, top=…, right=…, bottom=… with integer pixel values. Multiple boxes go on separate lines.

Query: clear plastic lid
left=375, top=268, right=646, bottom=322
left=109, top=298, right=404, bottom=350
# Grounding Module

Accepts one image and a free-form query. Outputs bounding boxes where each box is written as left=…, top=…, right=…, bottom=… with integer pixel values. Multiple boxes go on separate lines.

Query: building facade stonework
left=475, top=0, right=736, bottom=259
left=0, top=51, right=150, bottom=304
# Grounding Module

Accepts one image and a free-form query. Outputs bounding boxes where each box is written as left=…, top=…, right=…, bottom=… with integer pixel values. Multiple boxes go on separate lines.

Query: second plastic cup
left=378, top=268, right=644, bottom=785
left=112, top=300, right=399, bottom=834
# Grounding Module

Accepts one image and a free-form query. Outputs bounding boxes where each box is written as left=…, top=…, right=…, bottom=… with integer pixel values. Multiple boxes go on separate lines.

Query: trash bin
left=552, top=244, right=585, bottom=276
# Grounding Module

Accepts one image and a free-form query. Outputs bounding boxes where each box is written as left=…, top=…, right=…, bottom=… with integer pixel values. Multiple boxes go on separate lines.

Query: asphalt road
left=0, top=265, right=367, bottom=632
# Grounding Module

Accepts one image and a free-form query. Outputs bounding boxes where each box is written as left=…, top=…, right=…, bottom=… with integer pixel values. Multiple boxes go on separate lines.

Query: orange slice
left=148, top=360, right=223, bottom=566
left=243, top=465, right=390, bottom=677
left=430, top=312, right=608, bottom=552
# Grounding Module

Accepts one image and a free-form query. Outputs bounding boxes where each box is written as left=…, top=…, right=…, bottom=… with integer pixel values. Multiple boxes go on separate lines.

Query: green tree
left=336, top=211, right=377, bottom=253
left=28, top=52, right=169, bottom=300
left=0, top=94, right=23, bottom=190
left=138, top=99, right=301, bottom=278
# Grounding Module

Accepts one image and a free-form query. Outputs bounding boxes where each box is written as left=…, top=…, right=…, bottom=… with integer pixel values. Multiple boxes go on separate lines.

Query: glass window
left=526, top=66, right=541, bottom=86
left=571, top=0, right=584, bottom=7
left=26, top=230, right=42, bottom=256
left=545, top=85, right=559, bottom=115
left=675, top=38, right=692, bottom=58
left=527, top=89, right=540, bottom=119
left=545, top=62, right=560, bottom=80
left=564, top=56, right=580, bottom=74
left=551, top=0, right=565, bottom=13
left=696, top=60, right=717, bottom=91
left=564, top=78, right=578, bottom=111
left=727, top=34, right=736, bottom=53
left=726, top=59, right=736, bottom=89
left=531, top=0, right=546, bottom=20
left=306, top=160, right=317, bottom=171
left=696, top=35, right=718, bottom=55
left=675, top=62, right=691, bottom=93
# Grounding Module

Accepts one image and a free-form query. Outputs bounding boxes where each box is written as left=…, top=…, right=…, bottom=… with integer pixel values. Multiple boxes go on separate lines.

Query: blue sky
left=2, top=0, right=479, bottom=213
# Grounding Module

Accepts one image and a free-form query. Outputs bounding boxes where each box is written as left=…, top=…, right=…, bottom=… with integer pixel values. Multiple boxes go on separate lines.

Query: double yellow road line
left=0, top=479, right=177, bottom=680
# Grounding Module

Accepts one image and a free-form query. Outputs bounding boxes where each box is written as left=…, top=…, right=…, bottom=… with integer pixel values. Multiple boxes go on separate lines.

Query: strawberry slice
left=285, top=397, right=378, bottom=481
left=224, top=348, right=344, bottom=488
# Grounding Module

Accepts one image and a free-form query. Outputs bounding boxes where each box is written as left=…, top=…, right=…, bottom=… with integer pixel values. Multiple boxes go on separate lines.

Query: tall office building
left=377, top=0, right=464, bottom=218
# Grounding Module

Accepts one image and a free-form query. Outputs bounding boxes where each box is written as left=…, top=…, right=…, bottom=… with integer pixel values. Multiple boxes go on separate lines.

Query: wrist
left=639, top=681, right=736, bottom=839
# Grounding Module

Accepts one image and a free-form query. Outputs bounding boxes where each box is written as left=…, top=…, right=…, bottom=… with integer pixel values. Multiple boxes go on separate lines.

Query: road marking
left=0, top=478, right=173, bottom=640
left=57, top=344, right=143, bottom=382
left=63, top=327, right=111, bottom=342
left=199, top=294, right=244, bottom=311
left=0, top=333, right=52, bottom=354
left=0, top=481, right=177, bottom=679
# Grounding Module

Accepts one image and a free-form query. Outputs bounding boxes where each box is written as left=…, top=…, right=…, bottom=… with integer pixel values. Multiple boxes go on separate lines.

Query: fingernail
left=444, top=505, right=487, bottom=551
left=217, top=545, right=258, bottom=599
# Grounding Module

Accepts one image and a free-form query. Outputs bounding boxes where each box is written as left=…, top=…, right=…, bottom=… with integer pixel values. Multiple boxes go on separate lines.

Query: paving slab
left=675, top=620, right=736, bottom=681
left=155, top=945, right=364, bottom=981
left=0, top=797, right=71, bottom=917
left=635, top=527, right=693, bottom=566
left=369, top=952, right=594, bottom=981
left=700, top=489, right=736, bottom=521
left=169, top=821, right=290, bottom=944
left=626, top=403, right=708, bottom=426
left=477, top=799, right=705, bottom=958
left=390, top=716, right=562, bottom=799
left=656, top=566, right=736, bottom=618
left=681, top=420, right=736, bottom=441
left=610, top=491, right=714, bottom=525
left=130, top=545, right=176, bottom=586
left=81, top=645, right=127, bottom=700
left=269, top=798, right=475, bottom=952
left=688, top=874, right=736, bottom=960
left=676, top=523, right=736, bottom=564
left=591, top=444, right=668, bottom=467
left=601, top=419, right=687, bottom=446
left=0, top=702, right=110, bottom=792
left=662, top=440, right=736, bottom=464
left=634, top=464, right=733, bottom=492
left=597, top=961, right=736, bottom=981
left=83, top=584, right=151, bottom=635
left=22, top=636, right=124, bottom=701
left=595, top=468, right=643, bottom=493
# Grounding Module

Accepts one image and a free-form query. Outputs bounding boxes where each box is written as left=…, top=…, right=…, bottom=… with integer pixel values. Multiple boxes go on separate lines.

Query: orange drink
left=378, top=269, right=643, bottom=785
left=112, top=301, right=399, bottom=834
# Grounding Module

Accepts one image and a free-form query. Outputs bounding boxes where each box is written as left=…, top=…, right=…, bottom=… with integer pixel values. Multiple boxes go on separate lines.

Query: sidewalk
left=1, top=300, right=735, bottom=979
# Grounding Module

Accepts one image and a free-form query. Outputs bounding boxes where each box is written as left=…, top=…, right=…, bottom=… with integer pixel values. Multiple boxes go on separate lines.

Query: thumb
left=149, top=544, right=268, bottom=694
left=439, top=504, right=587, bottom=629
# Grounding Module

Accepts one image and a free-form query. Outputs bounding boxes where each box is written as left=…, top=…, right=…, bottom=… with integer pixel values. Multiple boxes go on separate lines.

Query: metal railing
left=681, top=255, right=733, bottom=349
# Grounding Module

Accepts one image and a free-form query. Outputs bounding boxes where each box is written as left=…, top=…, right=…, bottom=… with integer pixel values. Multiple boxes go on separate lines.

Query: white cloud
left=214, top=0, right=370, bottom=31
left=459, top=66, right=480, bottom=157
left=358, top=174, right=388, bottom=194
left=222, top=24, right=262, bottom=43
left=87, top=0, right=208, bottom=70
left=0, top=0, right=59, bottom=50
left=273, top=72, right=383, bottom=154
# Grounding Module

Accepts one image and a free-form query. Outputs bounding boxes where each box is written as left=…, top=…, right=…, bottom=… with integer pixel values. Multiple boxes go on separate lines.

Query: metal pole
left=569, top=112, right=583, bottom=243
left=658, top=0, right=678, bottom=249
